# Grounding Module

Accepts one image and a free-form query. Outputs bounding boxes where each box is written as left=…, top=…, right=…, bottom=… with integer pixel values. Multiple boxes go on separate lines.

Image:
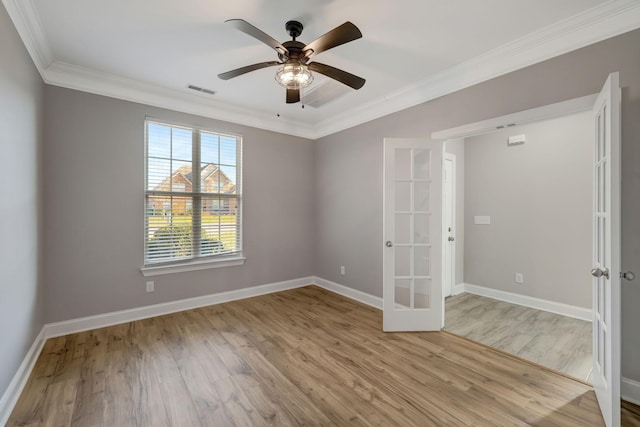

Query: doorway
left=430, top=75, right=622, bottom=425
left=441, top=109, right=594, bottom=380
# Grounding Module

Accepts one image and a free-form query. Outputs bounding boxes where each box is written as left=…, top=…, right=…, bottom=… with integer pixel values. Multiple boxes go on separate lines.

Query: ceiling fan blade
left=308, top=62, right=365, bottom=90
left=303, top=22, right=362, bottom=59
left=225, top=19, right=288, bottom=55
left=286, top=88, right=300, bottom=104
left=218, top=61, right=281, bottom=80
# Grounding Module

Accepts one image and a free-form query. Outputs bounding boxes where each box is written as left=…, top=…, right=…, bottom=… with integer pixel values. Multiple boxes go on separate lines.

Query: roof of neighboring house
left=154, top=163, right=233, bottom=191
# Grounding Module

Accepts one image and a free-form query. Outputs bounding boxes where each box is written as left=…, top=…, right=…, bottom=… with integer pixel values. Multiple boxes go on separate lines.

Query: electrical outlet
left=340, top=265, right=346, bottom=276
left=515, top=273, right=524, bottom=284
left=146, top=281, right=155, bottom=292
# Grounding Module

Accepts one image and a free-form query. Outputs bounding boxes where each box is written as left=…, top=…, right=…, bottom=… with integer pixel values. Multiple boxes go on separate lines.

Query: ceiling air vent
left=187, top=84, right=216, bottom=95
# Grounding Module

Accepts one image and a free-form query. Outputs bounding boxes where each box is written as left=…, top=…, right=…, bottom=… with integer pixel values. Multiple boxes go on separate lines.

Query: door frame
left=431, top=89, right=622, bottom=424
left=442, top=151, right=456, bottom=301
left=432, top=94, right=600, bottom=315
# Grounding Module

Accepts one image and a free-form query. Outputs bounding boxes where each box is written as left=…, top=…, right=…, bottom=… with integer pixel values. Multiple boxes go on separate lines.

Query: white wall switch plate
left=515, top=273, right=524, bottom=284
left=146, top=281, right=155, bottom=292
left=474, top=215, right=491, bottom=225
left=340, top=265, right=346, bottom=276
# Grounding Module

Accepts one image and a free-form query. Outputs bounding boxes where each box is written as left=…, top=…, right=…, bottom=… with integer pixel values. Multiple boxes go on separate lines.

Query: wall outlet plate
left=515, top=273, right=524, bottom=284
left=146, top=281, right=155, bottom=292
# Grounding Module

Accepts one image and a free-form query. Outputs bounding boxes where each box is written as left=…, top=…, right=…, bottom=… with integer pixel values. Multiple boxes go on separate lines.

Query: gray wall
left=314, top=29, right=640, bottom=382
left=43, top=86, right=315, bottom=322
left=463, top=112, right=592, bottom=307
left=444, top=139, right=465, bottom=287
left=0, top=4, right=45, bottom=401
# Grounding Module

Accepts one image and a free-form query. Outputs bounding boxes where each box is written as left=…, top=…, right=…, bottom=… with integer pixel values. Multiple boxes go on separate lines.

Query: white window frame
left=141, top=119, right=244, bottom=276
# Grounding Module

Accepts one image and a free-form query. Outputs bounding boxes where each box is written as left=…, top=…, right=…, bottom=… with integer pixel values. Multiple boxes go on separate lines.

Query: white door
left=383, top=138, right=443, bottom=331
left=443, top=154, right=456, bottom=298
left=591, top=72, right=621, bottom=427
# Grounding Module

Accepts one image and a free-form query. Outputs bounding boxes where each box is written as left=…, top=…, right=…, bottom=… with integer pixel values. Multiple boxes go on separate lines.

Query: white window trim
left=144, top=118, right=244, bottom=270
left=140, top=255, right=246, bottom=277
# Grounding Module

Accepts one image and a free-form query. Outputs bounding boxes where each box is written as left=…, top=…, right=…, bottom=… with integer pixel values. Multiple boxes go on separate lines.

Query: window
left=144, top=120, right=242, bottom=267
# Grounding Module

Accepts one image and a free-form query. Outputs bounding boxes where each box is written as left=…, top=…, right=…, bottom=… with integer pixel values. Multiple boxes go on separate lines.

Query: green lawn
left=147, top=214, right=238, bottom=250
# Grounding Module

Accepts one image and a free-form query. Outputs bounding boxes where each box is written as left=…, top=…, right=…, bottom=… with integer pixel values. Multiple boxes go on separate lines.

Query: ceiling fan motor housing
left=285, top=20, right=304, bottom=40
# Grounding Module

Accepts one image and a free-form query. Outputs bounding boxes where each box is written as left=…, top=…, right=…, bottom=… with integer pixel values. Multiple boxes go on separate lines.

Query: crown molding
left=4, top=0, right=640, bottom=140
left=44, top=61, right=316, bottom=139
left=2, top=0, right=53, bottom=72
left=311, top=0, right=640, bottom=138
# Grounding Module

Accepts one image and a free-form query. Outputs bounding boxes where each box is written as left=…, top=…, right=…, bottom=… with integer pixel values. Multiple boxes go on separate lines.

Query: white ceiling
left=4, top=0, right=640, bottom=138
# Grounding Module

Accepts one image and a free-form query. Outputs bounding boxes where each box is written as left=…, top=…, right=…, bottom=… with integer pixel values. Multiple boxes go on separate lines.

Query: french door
left=591, top=72, right=621, bottom=427
left=383, top=138, right=443, bottom=331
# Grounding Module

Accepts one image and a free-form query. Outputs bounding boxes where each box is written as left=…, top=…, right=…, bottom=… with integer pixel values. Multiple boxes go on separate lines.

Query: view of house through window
left=144, top=120, right=242, bottom=265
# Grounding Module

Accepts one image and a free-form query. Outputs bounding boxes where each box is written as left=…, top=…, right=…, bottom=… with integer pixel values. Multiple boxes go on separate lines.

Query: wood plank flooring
left=444, top=292, right=592, bottom=380
left=7, top=285, right=617, bottom=426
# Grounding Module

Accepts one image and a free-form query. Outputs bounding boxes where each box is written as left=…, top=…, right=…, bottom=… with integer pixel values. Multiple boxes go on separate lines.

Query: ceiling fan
left=218, top=19, right=366, bottom=104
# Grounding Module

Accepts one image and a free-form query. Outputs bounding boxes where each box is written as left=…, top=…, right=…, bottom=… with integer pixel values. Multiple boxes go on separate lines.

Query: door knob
left=591, top=267, right=609, bottom=279
left=385, top=241, right=393, bottom=247
left=621, top=271, right=636, bottom=281
left=448, top=236, right=454, bottom=242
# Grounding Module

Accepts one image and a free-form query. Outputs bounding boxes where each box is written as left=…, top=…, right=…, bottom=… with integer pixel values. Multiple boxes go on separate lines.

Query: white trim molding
left=312, top=276, right=383, bottom=310
left=45, top=276, right=313, bottom=338
left=452, top=283, right=466, bottom=296
left=3, top=0, right=640, bottom=139
left=460, top=283, right=593, bottom=322
left=432, top=94, right=598, bottom=141
left=622, top=377, right=640, bottom=406
left=4, top=275, right=639, bottom=424
left=140, top=256, right=246, bottom=277
left=0, top=329, right=46, bottom=426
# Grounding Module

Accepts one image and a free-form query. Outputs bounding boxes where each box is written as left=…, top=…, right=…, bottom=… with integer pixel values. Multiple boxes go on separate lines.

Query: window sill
left=140, top=256, right=246, bottom=277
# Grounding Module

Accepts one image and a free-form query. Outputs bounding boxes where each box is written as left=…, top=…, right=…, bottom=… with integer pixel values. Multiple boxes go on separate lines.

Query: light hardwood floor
left=444, top=292, right=592, bottom=381
left=7, top=285, right=624, bottom=426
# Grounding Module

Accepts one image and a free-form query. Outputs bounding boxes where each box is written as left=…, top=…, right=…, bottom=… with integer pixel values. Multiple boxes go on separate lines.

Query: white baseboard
left=0, top=329, right=46, bottom=426
left=4, top=275, right=635, bottom=425
left=461, top=283, right=592, bottom=322
left=0, top=276, right=314, bottom=423
left=312, top=276, right=382, bottom=310
left=452, top=283, right=465, bottom=296
left=622, top=377, right=640, bottom=406
left=45, top=276, right=313, bottom=338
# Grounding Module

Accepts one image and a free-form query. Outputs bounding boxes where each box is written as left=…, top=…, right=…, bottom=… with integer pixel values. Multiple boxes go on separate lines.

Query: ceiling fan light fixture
left=275, top=62, right=313, bottom=89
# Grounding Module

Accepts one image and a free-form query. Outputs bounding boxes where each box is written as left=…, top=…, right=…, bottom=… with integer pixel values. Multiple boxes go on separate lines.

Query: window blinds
left=144, top=120, right=242, bottom=265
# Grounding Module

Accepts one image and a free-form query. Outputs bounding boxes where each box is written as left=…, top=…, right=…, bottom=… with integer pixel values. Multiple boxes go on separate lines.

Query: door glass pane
left=596, top=112, right=602, bottom=161
left=604, top=109, right=608, bottom=156
left=414, top=181, right=430, bottom=212
left=414, top=213, right=430, bottom=244
left=413, top=149, right=430, bottom=179
left=597, top=321, right=602, bottom=367
left=395, top=214, right=411, bottom=244
left=395, top=182, right=411, bottom=211
left=602, top=162, right=607, bottom=213
left=414, top=246, right=430, bottom=277
left=394, top=279, right=411, bottom=309
left=414, top=279, right=430, bottom=309
left=600, top=326, right=606, bottom=380
left=602, top=216, right=607, bottom=266
left=602, top=279, right=607, bottom=322
left=597, top=165, right=602, bottom=213
left=395, top=246, right=410, bottom=276
left=395, top=149, right=411, bottom=180
left=596, top=217, right=601, bottom=264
